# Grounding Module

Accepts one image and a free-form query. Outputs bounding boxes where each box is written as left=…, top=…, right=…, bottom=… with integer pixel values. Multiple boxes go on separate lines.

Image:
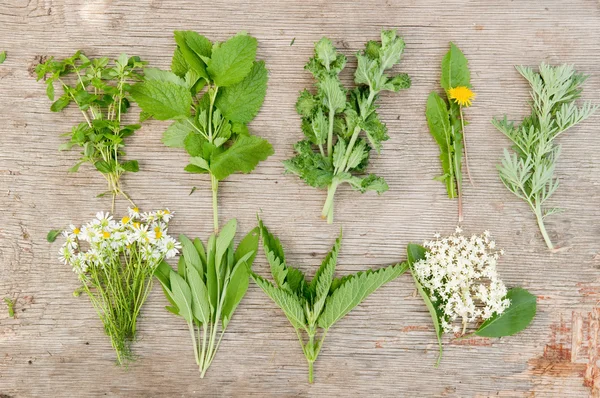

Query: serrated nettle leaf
left=251, top=273, right=306, bottom=329
left=162, top=118, right=194, bottom=148
left=209, top=135, right=274, bottom=180
left=208, top=33, right=257, bottom=87
left=440, top=42, right=470, bottom=91
left=215, top=60, right=268, bottom=124
left=475, top=287, right=536, bottom=338
left=309, top=233, right=341, bottom=318
left=130, top=80, right=192, bottom=120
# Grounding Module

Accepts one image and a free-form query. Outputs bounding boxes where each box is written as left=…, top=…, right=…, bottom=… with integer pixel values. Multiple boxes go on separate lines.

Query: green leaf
left=319, top=75, right=346, bottom=113
left=475, top=288, right=537, bottom=338
left=120, top=160, right=139, bottom=172
left=174, top=31, right=212, bottom=80
left=406, top=243, right=443, bottom=366
left=162, top=118, right=194, bottom=148
left=180, top=234, right=203, bottom=276
left=206, top=234, right=218, bottom=310
left=0, top=51, right=6, bottom=64
left=440, top=42, right=470, bottom=91
left=314, top=38, right=337, bottom=70
left=234, top=227, right=260, bottom=266
left=47, top=229, right=62, bottom=243
left=221, top=253, right=251, bottom=328
left=317, top=262, right=407, bottom=329
left=94, top=160, right=113, bottom=174
left=169, top=271, right=193, bottom=323
left=184, top=132, right=206, bottom=156
left=50, top=96, right=70, bottom=112
left=130, top=80, right=192, bottom=120
left=210, top=135, right=273, bottom=180
left=208, top=34, right=257, bottom=87
left=259, top=219, right=288, bottom=288
left=216, top=219, right=237, bottom=271
left=143, top=68, right=187, bottom=86
left=215, top=61, right=268, bottom=124
left=309, top=232, right=341, bottom=318
left=186, top=265, right=210, bottom=325
left=251, top=273, right=306, bottom=329
left=426, top=92, right=456, bottom=197
left=171, top=48, right=189, bottom=77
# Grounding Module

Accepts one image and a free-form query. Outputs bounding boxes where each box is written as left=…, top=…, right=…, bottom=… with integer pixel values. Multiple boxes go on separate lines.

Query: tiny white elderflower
left=413, top=230, right=510, bottom=335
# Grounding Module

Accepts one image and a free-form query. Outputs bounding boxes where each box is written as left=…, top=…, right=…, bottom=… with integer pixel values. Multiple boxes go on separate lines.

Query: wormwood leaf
left=130, top=79, right=192, bottom=120
left=210, top=135, right=273, bottom=180
left=208, top=33, right=257, bottom=87
left=251, top=273, right=306, bottom=329
left=475, top=288, right=536, bottom=337
left=317, top=262, right=407, bottom=329
left=215, top=60, right=268, bottom=124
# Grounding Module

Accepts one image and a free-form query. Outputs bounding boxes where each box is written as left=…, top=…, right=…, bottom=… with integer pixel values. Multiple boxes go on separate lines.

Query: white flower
left=128, top=207, right=141, bottom=220
left=161, top=236, right=181, bottom=259
left=455, top=226, right=463, bottom=234
left=413, top=230, right=510, bottom=334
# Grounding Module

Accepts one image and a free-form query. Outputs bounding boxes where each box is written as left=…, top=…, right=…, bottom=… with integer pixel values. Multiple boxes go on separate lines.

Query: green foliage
left=283, top=29, right=410, bottom=224
left=47, top=229, right=62, bottom=243
left=131, top=31, right=272, bottom=231
left=250, top=219, right=406, bottom=383
left=475, top=288, right=537, bottom=337
left=3, top=297, right=15, bottom=318
left=35, top=52, right=146, bottom=201
left=425, top=42, right=470, bottom=222
left=493, top=63, right=597, bottom=249
left=155, top=220, right=259, bottom=378
left=0, top=51, right=6, bottom=64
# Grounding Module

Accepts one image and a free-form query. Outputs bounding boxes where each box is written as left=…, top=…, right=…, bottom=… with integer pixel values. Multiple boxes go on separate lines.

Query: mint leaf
left=130, top=80, right=192, bottom=120
left=210, top=135, right=273, bottom=180
left=208, top=34, right=257, bottom=87
left=215, top=60, right=268, bottom=123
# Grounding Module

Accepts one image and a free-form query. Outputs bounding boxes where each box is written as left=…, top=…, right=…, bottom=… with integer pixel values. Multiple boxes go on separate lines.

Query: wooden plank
left=1, top=0, right=600, bottom=396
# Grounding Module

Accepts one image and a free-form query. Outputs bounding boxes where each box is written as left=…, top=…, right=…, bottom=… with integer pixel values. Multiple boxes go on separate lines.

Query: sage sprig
left=406, top=230, right=536, bottom=366
left=251, top=219, right=406, bottom=382
left=155, top=219, right=258, bottom=377
left=493, top=63, right=597, bottom=249
left=425, top=43, right=475, bottom=222
left=35, top=52, right=146, bottom=210
left=131, top=31, right=273, bottom=232
left=284, top=29, right=410, bottom=223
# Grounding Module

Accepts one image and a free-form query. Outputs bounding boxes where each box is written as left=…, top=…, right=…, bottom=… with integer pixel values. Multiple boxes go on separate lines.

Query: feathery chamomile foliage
left=407, top=230, right=536, bottom=366
left=59, top=209, right=180, bottom=365
left=130, top=31, right=272, bottom=232
left=284, top=29, right=411, bottom=223
left=36, top=52, right=146, bottom=210
left=493, top=63, right=597, bottom=250
left=250, top=219, right=407, bottom=382
left=425, top=42, right=474, bottom=222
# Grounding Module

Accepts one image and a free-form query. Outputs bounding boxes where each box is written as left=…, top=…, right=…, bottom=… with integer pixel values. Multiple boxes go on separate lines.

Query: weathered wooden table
left=1, top=0, right=599, bottom=396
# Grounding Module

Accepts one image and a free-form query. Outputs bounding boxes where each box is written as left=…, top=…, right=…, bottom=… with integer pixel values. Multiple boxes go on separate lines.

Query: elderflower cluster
left=413, top=227, right=510, bottom=334
left=59, top=208, right=181, bottom=275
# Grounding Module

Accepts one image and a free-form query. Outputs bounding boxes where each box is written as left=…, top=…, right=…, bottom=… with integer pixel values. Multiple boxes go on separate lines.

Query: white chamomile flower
left=161, top=236, right=181, bottom=259
left=128, top=207, right=141, bottom=220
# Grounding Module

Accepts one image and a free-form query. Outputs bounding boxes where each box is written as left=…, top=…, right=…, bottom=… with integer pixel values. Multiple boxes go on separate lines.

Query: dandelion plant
left=425, top=43, right=475, bottom=222
left=131, top=31, right=273, bottom=232
left=251, top=219, right=406, bottom=383
left=493, top=64, right=597, bottom=249
left=284, top=29, right=410, bottom=223
left=36, top=52, right=146, bottom=210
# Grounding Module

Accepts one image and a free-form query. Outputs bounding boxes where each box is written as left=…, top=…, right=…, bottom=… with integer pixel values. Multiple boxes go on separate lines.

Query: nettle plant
left=406, top=229, right=536, bottom=366
left=251, top=219, right=406, bottom=383
left=284, top=29, right=411, bottom=223
left=425, top=43, right=475, bottom=223
left=493, top=64, right=597, bottom=250
left=131, top=31, right=273, bottom=232
left=36, top=52, right=146, bottom=209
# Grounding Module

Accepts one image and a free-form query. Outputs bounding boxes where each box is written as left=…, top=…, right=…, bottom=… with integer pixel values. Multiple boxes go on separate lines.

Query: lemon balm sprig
left=425, top=43, right=474, bottom=222
left=35, top=52, right=146, bottom=211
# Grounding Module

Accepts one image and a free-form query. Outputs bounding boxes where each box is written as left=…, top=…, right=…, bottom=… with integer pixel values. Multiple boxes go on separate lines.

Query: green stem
left=211, top=173, right=219, bottom=233
left=535, top=205, right=554, bottom=250
left=308, top=361, right=314, bottom=384
left=321, top=181, right=338, bottom=224
left=327, top=107, right=335, bottom=159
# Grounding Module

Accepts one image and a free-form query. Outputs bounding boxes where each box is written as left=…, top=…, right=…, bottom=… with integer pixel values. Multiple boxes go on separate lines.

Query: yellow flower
left=122, top=216, right=130, bottom=224
left=102, top=231, right=111, bottom=239
left=154, top=226, right=162, bottom=240
left=449, top=86, right=475, bottom=107
left=73, top=228, right=80, bottom=235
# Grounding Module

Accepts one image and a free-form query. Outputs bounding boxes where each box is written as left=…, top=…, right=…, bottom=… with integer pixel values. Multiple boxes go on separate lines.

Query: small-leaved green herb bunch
left=426, top=42, right=475, bottom=223
left=35, top=52, right=147, bottom=210
left=59, top=208, right=181, bottom=365
left=406, top=228, right=536, bottom=366
left=493, top=63, right=597, bottom=250
left=251, top=219, right=406, bottom=383
left=131, top=31, right=273, bottom=232
left=284, top=29, right=411, bottom=223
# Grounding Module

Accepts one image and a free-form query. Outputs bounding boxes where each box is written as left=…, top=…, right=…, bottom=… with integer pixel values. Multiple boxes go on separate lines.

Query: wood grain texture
left=1, top=0, right=600, bottom=396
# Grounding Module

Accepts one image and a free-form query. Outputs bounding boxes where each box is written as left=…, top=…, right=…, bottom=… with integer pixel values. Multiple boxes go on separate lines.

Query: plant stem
left=308, top=361, right=314, bottom=384
left=459, top=107, right=474, bottom=186
left=327, top=107, right=335, bottom=159
left=535, top=205, right=554, bottom=250
left=211, top=173, right=219, bottom=233
left=322, top=181, right=338, bottom=224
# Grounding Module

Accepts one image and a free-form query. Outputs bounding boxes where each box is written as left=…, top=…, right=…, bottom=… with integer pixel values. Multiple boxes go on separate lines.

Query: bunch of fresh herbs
left=131, top=31, right=273, bottom=232
left=251, top=219, right=406, bottom=382
left=493, top=64, right=597, bottom=249
left=283, top=29, right=410, bottom=223
left=155, top=219, right=257, bottom=377
left=425, top=42, right=475, bottom=222
left=35, top=52, right=146, bottom=210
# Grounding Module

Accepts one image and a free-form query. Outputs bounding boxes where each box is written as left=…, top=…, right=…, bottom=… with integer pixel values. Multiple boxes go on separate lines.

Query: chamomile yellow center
left=103, top=231, right=111, bottom=239
left=448, top=86, right=475, bottom=107
left=154, top=227, right=162, bottom=239
left=133, top=222, right=141, bottom=228
left=73, top=228, right=80, bottom=235
left=122, top=216, right=130, bottom=224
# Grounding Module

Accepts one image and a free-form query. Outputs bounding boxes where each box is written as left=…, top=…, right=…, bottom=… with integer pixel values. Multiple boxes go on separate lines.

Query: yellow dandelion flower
left=449, top=86, right=475, bottom=107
